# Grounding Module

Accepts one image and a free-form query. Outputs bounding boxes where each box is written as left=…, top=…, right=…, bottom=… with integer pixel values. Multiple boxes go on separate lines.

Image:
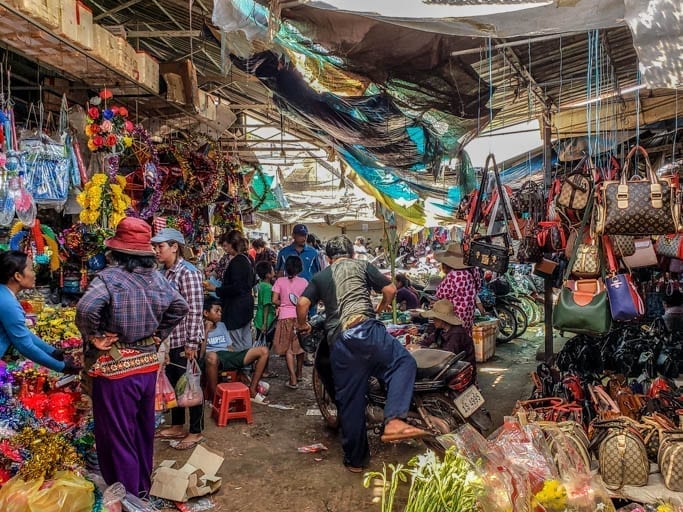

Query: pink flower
left=100, top=120, right=113, bottom=133
left=124, top=120, right=134, bottom=132
left=111, top=106, right=119, bottom=115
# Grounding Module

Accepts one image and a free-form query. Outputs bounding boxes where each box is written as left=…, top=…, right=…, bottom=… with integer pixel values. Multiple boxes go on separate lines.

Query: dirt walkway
left=154, top=331, right=539, bottom=511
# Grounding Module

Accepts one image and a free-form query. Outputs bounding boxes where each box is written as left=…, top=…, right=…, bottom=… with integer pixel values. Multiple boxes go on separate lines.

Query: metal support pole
left=542, top=110, right=554, bottom=362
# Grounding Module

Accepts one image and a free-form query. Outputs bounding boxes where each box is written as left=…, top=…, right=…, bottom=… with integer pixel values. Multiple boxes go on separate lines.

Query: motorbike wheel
left=494, top=305, right=518, bottom=343
left=508, top=303, right=528, bottom=339
left=312, top=368, right=339, bottom=430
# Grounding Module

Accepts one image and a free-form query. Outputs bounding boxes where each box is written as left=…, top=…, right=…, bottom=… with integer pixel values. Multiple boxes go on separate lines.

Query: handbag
left=554, top=195, right=612, bottom=335
left=596, top=145, right=680, bottom=235
left=556, top=155, right=593, bottom=211
left=610, top=235, right=636, bottom=257
left=518, top=233, right=543, bottom=264
left=658, top=431, right=683, bottom=491
left=536, top=220, right=567, bottom=252
left=656, top=234, right=683, bottom=259
left=603, top=236, right=645, bottom=322
left=599, top=427, right=649, bottom=489
left=463, top=154, right=513, bottom=273
left=571, top=241, right=601, bottom=279
left=622, top=238, right=658, bottom=268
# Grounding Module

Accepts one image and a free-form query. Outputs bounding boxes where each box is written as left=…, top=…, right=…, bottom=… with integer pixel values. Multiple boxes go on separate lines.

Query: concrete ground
left=153, top=328, right=541, bottom=511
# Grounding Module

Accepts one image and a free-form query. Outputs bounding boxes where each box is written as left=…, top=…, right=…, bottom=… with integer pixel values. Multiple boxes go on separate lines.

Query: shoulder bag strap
left=466, top=163, right=490, bottom=238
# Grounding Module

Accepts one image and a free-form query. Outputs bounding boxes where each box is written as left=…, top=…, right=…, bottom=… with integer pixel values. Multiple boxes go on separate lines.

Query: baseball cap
left=150, top=228, right=186, bottom=245
left=292, top=224, right=308, bottom=236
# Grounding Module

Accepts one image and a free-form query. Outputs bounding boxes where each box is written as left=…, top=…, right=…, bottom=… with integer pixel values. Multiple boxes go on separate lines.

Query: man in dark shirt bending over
left=295, top=235, right=428, bottom=473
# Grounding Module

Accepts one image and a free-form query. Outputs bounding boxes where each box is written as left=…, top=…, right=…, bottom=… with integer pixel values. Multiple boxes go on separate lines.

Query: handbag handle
left=621, top=145, right=655, bottom=185
left=602, top=235, right=619, bottom=275
left=467, top=153, right=513, bottom=248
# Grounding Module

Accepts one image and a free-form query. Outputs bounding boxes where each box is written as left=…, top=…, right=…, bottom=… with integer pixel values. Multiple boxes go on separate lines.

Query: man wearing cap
left=276, top=224, right=321, bottom=282
left=434, top=242, right=483, bottom=335
left=418, top=299, right=476, bottom=371
left=76, top=217, right=189, bottom=497
left=151, top=228, right=206, bottom=450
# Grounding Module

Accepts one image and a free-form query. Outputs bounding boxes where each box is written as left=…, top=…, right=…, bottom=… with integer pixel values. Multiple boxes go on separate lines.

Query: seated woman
left=394, top=273, right=419, bottom=310
left=202, top=298, right=269, bottom=403
left=416, top=299, right=476, bottom=372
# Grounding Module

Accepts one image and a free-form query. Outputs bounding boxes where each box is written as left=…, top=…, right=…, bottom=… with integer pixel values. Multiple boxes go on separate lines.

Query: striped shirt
left=164, top=258, right=205, bottom=351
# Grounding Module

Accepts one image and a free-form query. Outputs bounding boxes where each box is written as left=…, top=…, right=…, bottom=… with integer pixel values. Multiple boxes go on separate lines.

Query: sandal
left=154, top=429, right=186, bottom=440
left=169, top=436, right=206, bottom=451
left=262, top=372, right=279, bottom=379
left=286, top=382, right=299, bottom=390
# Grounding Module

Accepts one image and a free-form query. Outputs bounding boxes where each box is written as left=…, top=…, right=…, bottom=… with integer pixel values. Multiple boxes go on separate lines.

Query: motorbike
left=299, top=314, right=493, bottom=444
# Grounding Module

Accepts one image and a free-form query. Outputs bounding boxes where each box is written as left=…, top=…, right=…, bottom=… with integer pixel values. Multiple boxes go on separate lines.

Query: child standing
left=272, top=255, right=308, bottom=389
left=254, top=261, right=276, bottom=346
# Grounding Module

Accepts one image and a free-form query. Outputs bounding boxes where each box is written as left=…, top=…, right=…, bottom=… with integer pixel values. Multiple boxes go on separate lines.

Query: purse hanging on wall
left=553, top=194, right=612, bottom=336
left=463, top=154, right=514, bottom=273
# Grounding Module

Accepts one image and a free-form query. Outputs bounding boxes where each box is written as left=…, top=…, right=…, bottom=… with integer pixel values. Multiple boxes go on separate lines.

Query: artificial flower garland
left=76, top=171, right=131, bottom=228
left=9, top=220, right=61, bottom=271
left=124, top=125, right=161, bottom=220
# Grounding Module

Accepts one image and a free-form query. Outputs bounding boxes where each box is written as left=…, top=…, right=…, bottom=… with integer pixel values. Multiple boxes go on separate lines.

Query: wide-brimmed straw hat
left=104, top=217, right=155, bottom=256
left=421, top=299, right=463, bottom=325
left=433, top=242, right=471, bottom=270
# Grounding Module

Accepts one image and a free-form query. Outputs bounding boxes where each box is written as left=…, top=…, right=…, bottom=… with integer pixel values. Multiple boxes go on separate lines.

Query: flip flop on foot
left=345, top=465, right=364, bottom=474
left=380, top=426, right=430, bottom=443
left=285, top=382, right=298, bottom=390
left=251, top=393, right=270, bottom=405
left=169, top=436, right=205, bottom=450
left=154, top=430, right=186, bottom=440
left=262, top=372, right=279, bottom=379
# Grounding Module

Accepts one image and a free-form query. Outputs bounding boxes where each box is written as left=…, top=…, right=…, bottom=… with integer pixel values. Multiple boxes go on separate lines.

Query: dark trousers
left=92, top=371, right=156, bottom=497
left=331, top=319, right=416, bottom=468
left=166, top=347, right=204, bottom=434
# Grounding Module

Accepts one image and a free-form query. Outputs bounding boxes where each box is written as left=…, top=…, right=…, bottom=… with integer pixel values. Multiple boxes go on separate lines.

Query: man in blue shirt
left=276, top=224, right=321, bottom=282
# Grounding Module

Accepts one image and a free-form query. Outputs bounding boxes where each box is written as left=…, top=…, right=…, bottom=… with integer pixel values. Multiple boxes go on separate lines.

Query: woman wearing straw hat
left=418, top=299, right=476, bottom=371
left=433, top=243, right=483, bottom=336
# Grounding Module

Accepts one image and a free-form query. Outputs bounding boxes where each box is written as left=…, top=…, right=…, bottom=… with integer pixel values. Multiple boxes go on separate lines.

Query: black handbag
left=464, top=154, right=513, bottom=273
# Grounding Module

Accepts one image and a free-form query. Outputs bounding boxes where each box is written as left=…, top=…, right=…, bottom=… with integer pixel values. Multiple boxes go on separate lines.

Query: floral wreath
left=124, top=126, right=161, bottom=220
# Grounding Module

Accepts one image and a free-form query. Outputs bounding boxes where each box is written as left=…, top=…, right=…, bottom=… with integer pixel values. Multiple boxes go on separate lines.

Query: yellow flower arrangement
left=76, top=173, right=131, bottom=228
left=32, top=306, right=81, bottom=344
left=533, top=479, right=568, bottom=512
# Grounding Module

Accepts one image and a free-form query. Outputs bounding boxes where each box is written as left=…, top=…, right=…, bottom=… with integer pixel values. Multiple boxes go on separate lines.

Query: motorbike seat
left=411, top=349, right=459, bottom=380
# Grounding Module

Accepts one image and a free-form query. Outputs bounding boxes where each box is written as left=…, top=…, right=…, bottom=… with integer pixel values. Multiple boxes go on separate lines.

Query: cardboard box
left=57, top=0, right=78, bottom=42
left=135, top=51, right=159, bottom=93
left=473, top=320, right=498, bottom=362
left=75, top=1, right=93, bottom=50
left=150, top=444, right=224, bottom=502
left=91, top=24, right=120, bottom=67
left=115, top=38, right=139, bottom=80
left=10, top=0, right=60, bottom=29
left=197, top=90, right=217, bottom=121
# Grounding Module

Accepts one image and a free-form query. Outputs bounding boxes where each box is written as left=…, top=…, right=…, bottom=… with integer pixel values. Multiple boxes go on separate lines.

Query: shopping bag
left=175, top=359, right=203, bottom=408
left=155, top=368, right=177, bottom=412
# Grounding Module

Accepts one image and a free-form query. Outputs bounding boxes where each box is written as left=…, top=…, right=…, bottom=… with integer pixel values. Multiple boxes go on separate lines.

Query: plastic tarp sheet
left=296, top=0, right=624, bottom=37
left=624, top=0, right=683, bottom=89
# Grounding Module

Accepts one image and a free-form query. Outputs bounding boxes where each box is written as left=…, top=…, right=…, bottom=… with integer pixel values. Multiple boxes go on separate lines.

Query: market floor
left=153, top=330, right=540, bottom=511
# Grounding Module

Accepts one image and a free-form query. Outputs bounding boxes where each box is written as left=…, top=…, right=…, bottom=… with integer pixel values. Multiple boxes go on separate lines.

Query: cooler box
left=473, top=319, right=498, bottom=363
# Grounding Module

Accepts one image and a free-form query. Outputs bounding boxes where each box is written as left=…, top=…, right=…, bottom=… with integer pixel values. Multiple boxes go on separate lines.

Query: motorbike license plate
left=454, top=386, right=485, bottom=418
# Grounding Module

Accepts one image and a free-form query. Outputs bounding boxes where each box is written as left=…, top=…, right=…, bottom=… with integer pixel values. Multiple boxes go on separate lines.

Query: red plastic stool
left=211, top=382, right=252, bottom=426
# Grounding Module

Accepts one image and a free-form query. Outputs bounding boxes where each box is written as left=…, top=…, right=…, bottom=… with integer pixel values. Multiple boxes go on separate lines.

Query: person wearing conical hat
left=419, top=299, right=476, bottom=372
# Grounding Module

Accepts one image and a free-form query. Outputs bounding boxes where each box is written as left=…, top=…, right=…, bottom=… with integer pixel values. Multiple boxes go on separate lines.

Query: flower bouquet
left=84, top=90, right=133, bottom=154
left=76, top=173, right=131, bottom=228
